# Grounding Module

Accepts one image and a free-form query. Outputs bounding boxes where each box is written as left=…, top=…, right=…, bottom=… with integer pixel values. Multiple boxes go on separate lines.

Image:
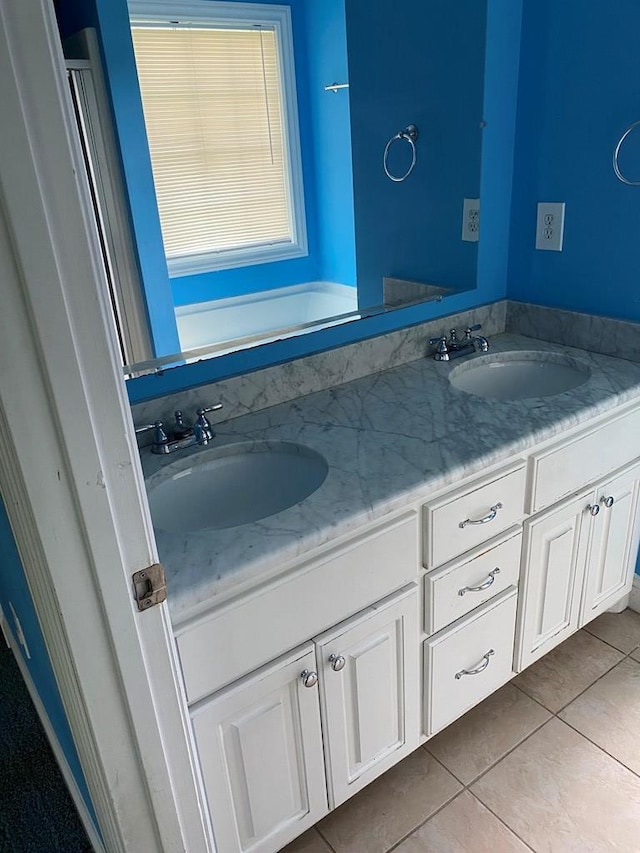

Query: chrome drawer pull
left=600, top=495, right=615, bottom=509
left=455, top=649, right=495, bottom=680
left=459, top=502, right=503, bottom=529
left=458, top=568, right=501, bottom=597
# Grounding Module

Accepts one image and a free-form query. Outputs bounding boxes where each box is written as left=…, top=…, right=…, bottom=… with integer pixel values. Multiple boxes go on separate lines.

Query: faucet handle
left=429, top=336, right=450, bottom=362
left=135, top=421, right=169, bottom=446
left=197, top=403, right=223, bottom=416
left=194, top=403, right=223, bottom=446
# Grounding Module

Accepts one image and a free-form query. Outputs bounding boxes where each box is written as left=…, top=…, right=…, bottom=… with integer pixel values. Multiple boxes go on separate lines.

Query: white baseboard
left=629, top=575, right=640, bottom=614
left=1, top=616, right=105, bottom=853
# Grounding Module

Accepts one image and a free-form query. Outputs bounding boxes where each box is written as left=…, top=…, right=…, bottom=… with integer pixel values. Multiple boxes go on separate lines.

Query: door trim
left=0, top=2, right=209, bottom=850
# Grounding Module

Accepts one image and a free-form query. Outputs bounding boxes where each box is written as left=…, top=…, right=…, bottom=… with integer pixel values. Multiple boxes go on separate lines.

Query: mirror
left=58, top=0, right=488, bottom=377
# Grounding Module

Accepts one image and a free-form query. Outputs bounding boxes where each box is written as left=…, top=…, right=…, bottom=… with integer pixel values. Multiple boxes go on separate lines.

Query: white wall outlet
left=535, top=202, right=565, bottom=251
left=462, top=198, right=480, bottom=243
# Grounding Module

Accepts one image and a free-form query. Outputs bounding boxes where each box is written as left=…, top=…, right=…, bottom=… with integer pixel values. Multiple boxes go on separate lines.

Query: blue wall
left=509, top=0, right=640, bottom=322
left=303, top=0, right=356, bottom=287
left=347, top=0, right=487, bottom=309
left=59, top=0, right=357, bottom=347
left=126, top=0, right=522, bottom=400
left=57, top=0, right=182, bottom=358
left=0, top=497, right=98, bottom=828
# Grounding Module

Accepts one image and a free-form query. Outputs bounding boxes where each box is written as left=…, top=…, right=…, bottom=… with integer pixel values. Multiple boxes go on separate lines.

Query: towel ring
left=384, top=124, right=419, bottom=182
left=613, top=119, right=640, bottom=186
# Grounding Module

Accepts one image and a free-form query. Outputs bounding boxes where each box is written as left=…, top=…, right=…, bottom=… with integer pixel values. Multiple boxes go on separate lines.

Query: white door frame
left=0, top=3, right=210, bottom=851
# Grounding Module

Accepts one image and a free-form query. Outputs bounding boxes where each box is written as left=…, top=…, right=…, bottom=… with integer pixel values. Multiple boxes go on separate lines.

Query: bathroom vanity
left=142, top=334, right=640, bottom=853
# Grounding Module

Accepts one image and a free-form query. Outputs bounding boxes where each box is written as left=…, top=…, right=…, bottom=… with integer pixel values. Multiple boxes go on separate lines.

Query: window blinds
left=131, top=25, right=293, bottom=265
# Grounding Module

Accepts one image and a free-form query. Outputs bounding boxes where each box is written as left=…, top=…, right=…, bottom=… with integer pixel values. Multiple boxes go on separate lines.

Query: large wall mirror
left=57, top=0, right=488, bottom=380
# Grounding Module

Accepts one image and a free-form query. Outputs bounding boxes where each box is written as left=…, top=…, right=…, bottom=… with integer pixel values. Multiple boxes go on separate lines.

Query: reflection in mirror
left=59, top=0, right=488, bottom=378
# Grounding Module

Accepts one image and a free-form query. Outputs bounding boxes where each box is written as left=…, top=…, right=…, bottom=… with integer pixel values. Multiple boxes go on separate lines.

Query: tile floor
left=283, top=608, right=640, bottom=853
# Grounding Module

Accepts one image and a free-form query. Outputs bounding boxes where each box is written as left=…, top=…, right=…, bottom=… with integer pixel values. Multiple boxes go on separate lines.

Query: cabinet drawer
left=424, top=529, right=522, bottom=635
left=424, top=587, right=517, bottom=736
left=529, top=405, right=640, bottom=513
left=177, top=512, right=419, bottom=703
left=423, top=462, right=526, bottom=568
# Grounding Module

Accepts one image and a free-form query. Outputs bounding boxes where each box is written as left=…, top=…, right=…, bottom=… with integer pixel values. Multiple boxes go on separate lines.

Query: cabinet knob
left=300, top=669, right=318, bottom=688
left=329, top=654, right=346, bottom=672
left=600, top=495, right=615, bottom=509
left=586, top=503, right=600, bottom=517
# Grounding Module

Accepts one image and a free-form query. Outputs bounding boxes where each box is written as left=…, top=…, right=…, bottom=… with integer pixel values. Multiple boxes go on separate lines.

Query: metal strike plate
left=132, top=563, right=167, bottom=611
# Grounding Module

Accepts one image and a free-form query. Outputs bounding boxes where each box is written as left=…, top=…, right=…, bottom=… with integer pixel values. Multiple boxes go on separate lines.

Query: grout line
left=310, top=619, right=640, bottom=853
left=314, top=826, right=338, bottom=853
left=470, top=794, right=537, bottom=852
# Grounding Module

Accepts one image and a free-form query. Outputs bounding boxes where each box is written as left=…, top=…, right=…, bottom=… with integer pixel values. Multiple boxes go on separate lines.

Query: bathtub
left=175, top=281, right=359, bottom=351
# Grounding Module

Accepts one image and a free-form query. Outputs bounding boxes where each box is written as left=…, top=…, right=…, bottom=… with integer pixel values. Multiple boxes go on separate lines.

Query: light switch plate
left=535, top=202, right=565, bottom=251
left=462, top=198, right=480, bottom=242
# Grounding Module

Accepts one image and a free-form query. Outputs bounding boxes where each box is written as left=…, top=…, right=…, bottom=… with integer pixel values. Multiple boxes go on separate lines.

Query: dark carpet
left=0, top=644, right=92, bottom=852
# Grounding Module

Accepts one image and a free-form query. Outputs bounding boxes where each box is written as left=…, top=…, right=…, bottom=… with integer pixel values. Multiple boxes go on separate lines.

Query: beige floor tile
left=425, top=684, right=550, bottom=785
left=631, top=647, right=640, bottom=664
left=317, top=748, right=461, bottom=853
left=560, top=657, right=640, bottom=774
left=513, top=630, right=623, bottom=712
left=472, top=718, right=640, bottom=852
left=280, top=829, right=332, bottom=853
left=394, top=790, right=529, bottom=852
left=583, top=608, right=640, bottom=653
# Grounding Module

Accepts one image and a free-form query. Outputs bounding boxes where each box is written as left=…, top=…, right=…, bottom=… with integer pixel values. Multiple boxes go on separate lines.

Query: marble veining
left=507, top=300, right=640, bottom=362
left=132, top=302, right=506, bottom=436
left=142, top=333, right=640, bottom=627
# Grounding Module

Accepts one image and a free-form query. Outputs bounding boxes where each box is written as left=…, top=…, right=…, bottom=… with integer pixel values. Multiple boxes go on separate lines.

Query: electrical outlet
left=536, top=202, right=565, bottom=251
left=462, top=198, right=480, bottom=242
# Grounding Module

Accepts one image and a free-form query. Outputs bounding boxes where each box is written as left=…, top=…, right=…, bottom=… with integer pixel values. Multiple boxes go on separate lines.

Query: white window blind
left=131, top=19, right=304, bottom=274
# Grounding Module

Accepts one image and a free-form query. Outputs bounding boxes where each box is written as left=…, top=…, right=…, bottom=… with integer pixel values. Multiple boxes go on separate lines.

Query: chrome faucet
left=429, top=324, right=489, bottom=362
left=463, top=324, right=490, bottom=352
left=136, top=403, right=223, bottom=454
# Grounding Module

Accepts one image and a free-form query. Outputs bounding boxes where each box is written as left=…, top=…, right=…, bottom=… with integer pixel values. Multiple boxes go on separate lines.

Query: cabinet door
left=581, top=462, right=640, bottom=625
left=516, top=491, right=592, bottom=671
left=315, top=585, right=419, bottom=809
left=191, top=645, right=328, bottom=853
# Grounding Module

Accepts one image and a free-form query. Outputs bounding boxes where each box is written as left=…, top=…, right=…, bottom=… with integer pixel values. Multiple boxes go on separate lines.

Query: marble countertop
left=142, top=334, right=640, bottom=627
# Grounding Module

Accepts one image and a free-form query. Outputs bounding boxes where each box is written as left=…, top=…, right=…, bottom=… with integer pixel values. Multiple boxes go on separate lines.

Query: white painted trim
left=64, top=28, right=154, bottom=365
left=0, top=3, right=210, bottom=851
left=629, top=575, right=640, bottom=614
left=1, top=621, right=105, bottom=853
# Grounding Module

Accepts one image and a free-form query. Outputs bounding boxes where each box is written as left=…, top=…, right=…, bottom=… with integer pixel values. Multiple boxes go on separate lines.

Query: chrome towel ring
left=383, top=124, right=419, bottom=182
left=613, top=119, right=640, bottom=186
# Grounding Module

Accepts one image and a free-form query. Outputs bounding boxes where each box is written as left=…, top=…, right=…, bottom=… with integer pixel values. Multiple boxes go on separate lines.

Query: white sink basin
left=147, top=441, right=328, bottom=533
left=449, top=351, right=591, bottom=401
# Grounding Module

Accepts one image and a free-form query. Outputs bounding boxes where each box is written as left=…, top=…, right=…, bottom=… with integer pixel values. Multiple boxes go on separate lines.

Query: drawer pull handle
left=600, top=495, right=615, bottom=509
left=459, top=502, right=503, bottom=529
left=300, top=669, right=318, bottom=688
left=458, top=568, right=501, bottom=597
left=455, top=649, right=495, bottom=680
left=586, top=503, right=600, bottom=517
left=329, top=654, right=346, bottom=672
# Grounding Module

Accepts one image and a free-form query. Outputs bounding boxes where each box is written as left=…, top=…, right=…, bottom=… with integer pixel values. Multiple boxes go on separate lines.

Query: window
left=129, top=1, right=307, bottom=276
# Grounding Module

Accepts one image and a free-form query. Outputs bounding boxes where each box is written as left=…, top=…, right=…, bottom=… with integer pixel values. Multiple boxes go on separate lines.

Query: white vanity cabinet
left=516, top=458, right=640, bottom=670
left=516, top=490, right=591, bottom=669
left=580, top=461, right=640, bottom=624
left=172, top=396, right=640, bottom=853
left=316, top=585, right=419, bottom=808
left=191, top=645, right=328, bottom=853
left=189, top=585, right=420, bottom=853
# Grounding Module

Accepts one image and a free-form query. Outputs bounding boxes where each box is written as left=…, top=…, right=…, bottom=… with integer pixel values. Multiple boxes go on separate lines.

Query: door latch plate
left=132, top=564, right=167, bottom=611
